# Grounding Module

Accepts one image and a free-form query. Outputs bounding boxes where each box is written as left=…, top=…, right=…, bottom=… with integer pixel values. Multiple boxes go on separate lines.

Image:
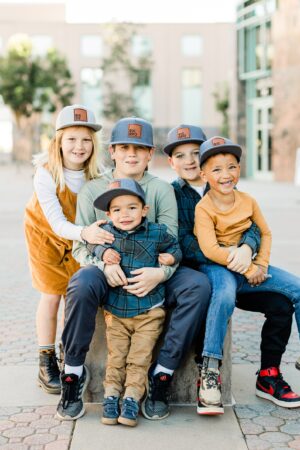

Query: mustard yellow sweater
left=194, top=190, right=272, bottom=278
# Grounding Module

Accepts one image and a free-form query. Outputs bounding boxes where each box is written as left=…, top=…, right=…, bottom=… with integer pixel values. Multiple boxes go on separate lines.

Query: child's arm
left=34, top=166, right=106, bottom=244
left=86, top=242, right=121, bottom=265
left=157, top=227, right=182, bottom=266
left=72, top=186, right=113, bottom=270
left=194, top=205, right=231, bottom=265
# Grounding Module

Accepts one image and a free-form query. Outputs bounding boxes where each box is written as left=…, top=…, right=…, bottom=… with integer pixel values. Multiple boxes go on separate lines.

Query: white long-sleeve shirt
left=33, top=166, right=85, bottom=241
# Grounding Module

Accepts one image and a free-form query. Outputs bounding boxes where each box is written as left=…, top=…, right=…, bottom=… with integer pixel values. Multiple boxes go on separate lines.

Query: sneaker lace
left=274, top=373, right=292, bottom=393
left=204, top=369, right=219, bottom=390
left=62, top=378, right=79, bottom=408
left=47, top=354, right=60, bottom=379
left=150, top=376, right=171, bottom=403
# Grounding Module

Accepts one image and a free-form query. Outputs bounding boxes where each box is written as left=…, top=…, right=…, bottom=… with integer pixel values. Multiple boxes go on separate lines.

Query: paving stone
left=0, top=407, right=21, bottom=416
left=50, top=423, right=74, bottom=436
left=273, top=409, right=300, bottom=420
left=0, top=420, right=14, bottom=432
left=234, top=405, right=258, bottom=419
left=35, top=406, right=57, bottom=415
left=24, top=433, right=56, bottom=445
left=0, top=436, right=8, bottom=445
left=289, top=438, right=300, bottom=449
left=248, top=404, right=277, bottom=414
left=45, top=439, right=70, bottom=450
left=260, top=432, right=291, bottom=443
left=11, top=412, right=40, bottom=422
left=0, top=444, right=29, bottom=450
left=245, top=436, right=271, bottom=450
left=240, top=419, right=264, bottom=434
left=253, top=416, right=284, bottom=428
left=281, top=422, right=300, bottom=435
left=31, top=418, right=60, bottom=428
left=3, top=426, right=34, bottom=438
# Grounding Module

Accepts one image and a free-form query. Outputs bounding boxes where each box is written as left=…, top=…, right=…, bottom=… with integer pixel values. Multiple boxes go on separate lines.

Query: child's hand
left=102, top=248, right=121, bottom=265
left=81, top=220, right=115, bottom=245
left=103, top=264, right=127, bottom=287
left=158, top=253, right=175, bottom=266
left=247, top=265, right=267, bottom=287
left=227, top=244, right=252, bottom=274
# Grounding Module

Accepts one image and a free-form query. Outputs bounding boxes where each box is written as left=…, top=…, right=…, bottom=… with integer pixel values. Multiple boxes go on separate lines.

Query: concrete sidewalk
left=1, top=162, right=300, bottom=449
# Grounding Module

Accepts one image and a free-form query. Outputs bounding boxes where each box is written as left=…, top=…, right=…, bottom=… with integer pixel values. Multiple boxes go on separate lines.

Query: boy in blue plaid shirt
left=87, top=178, right=181, bottom=427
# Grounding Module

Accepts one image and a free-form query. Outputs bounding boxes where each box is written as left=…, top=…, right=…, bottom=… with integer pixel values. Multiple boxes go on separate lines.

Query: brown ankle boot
left=38, top=350, right=61, bottom=394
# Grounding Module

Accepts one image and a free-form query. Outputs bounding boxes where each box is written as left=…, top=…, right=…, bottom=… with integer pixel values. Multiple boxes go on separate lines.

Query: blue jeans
left=199, top=264, right=300, bottom=360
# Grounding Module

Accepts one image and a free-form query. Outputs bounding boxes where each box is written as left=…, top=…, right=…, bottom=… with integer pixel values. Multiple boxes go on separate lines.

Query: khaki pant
left=103, top=307, right=166, bottom=401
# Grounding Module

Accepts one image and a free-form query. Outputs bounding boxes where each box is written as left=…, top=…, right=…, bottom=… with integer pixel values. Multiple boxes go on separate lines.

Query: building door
left=252, top=97, right=273, bottom=180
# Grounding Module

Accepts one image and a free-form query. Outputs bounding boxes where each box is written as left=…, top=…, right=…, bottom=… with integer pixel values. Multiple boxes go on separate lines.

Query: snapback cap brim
left=94, top=188, right=145, bottom=211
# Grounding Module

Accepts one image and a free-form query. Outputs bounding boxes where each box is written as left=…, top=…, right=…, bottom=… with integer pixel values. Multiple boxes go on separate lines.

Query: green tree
left=0, top=34, right=75, bottom=160
left=101, top=23, right=152, bottom=122
left=213, top=82, right=230, bottom=138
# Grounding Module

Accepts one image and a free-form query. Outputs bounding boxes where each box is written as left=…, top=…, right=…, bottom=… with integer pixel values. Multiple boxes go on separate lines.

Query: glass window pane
left=132, top=35, right=152, bottom=57
left=80, top=35, right=102, bottom=58
left=181, top=69, right=202, bottom=123
left=181, top=35, right=203, bottom=57
left=31, top=35, right=53, bottom=56
left=80, top=68, right=102, bottom=116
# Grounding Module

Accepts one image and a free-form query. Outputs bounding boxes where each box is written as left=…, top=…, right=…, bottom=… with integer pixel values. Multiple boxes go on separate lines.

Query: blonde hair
left=34, top=126, right=100, bottom=191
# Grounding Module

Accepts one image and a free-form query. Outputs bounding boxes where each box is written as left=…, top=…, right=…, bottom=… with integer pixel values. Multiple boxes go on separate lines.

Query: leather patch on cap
left=74, top=108, right=88, bottom=122
left=128, top=124, right=142, bottom=138
left=177, top=127, right=190, bottom=139
left=108, top=181, right=121, bottom=189
left=211, top=137, right=226, bottom=146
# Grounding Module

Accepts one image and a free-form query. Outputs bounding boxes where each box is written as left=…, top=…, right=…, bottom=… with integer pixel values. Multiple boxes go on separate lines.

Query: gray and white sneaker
left=199, top=367, right=222, bottom=407
left=56, top=366, right=90, bottom=421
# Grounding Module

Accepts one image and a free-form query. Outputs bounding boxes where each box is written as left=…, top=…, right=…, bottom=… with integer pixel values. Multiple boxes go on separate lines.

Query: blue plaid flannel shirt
left=172, top=178, right=261, bottom=269
left=87, top=219, right=182, bottom=318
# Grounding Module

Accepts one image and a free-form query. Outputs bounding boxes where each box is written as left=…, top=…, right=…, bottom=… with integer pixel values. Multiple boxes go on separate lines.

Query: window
left=181, top=35, right=203, bottom=57
left=80, top=35, right=102, bottom=58
left=81, top=68, right=102, bottom=116
left=132, top=35, right=152, bottom=57
left=133, top=69, right=152, bottom=120
left=31, top=35, right=53, bottom=56
left=181, top=68, right=202, bottom=124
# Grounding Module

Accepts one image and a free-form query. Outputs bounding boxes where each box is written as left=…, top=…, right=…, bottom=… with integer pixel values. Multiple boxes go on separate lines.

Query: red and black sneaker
left=256, top=367, right=300, bottom=408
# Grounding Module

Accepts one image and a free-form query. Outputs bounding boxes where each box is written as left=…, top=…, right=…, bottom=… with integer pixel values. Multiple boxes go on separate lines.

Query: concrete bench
left=84, top=310, right=232, bottom=405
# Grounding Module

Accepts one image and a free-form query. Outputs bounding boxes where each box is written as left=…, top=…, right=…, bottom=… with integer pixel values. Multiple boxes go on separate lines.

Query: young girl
left=24, top=104, right=106, bottom=395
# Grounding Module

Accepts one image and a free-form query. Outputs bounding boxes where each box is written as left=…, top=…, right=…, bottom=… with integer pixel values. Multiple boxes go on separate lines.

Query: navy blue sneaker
left=102, top=396, right=120, bottom=425
left=141, top=366, right=172, bottom=420
left=56, top=366, right=90, bottom=421
left=118, top=397, right=139, bottom=427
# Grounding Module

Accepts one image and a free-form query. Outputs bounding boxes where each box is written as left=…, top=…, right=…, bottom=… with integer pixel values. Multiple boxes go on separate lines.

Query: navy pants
left=62, top=265, right=211, bottom=368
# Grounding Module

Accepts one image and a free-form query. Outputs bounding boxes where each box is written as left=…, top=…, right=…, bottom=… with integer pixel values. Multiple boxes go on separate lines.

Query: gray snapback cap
left=200, top=136, right=242, bottom=166
left=56, top=104, right=102, bottom=131
left=94, top=179, right=146, bottom=211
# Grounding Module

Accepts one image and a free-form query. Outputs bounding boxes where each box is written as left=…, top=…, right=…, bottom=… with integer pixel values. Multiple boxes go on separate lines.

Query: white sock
left=64, top=364, right=83, bottom=377
left=153, top=364, right=174, bottom=376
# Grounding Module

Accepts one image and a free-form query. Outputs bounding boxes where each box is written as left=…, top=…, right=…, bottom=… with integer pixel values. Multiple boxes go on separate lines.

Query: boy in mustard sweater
left=194, top=136, right=300, bottom=411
